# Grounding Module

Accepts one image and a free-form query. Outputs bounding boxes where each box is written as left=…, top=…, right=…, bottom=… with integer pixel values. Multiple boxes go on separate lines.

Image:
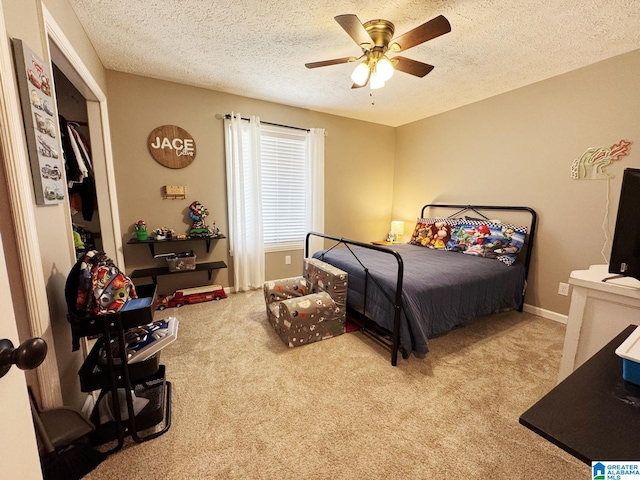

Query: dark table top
left=519, top=324, right=640, bottom=465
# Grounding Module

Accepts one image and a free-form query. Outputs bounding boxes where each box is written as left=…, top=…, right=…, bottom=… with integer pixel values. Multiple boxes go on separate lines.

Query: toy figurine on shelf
left=134, top=219, right=147, bottom=241
left=188, top=201, right=214, bottom=237
left=211, top=221, right=221, bottom=237
left=153, top=226, right=175, bottom=240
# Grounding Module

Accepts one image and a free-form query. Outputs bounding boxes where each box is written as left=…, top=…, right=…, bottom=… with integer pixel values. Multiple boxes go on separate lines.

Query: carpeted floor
left=84, top=290, right=588, bottom=479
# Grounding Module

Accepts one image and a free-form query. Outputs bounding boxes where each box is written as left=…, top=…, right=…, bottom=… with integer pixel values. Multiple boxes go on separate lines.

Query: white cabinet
left=557, top=264, right=640, bottom=383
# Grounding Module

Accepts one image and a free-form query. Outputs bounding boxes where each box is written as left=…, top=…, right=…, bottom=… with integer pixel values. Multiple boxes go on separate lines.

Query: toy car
left=41, top=164, right=62, bottom=181
left=27, top=68, right=41, bottom=89
left=38, top=136, right=59, bottom=159
left=156, top=284, right=227, bottom=309
left=41, top=99, right=54, bottom=116
left=40, top=74, right=51, bottom=96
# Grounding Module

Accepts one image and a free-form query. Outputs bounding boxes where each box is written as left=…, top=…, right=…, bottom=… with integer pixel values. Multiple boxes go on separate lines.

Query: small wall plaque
left=163, top=185, right=187, bottom=200
left=148, top=125, right=196, bottom=169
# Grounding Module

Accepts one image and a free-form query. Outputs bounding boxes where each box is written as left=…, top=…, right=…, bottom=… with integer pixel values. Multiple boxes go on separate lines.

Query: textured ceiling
left=68, top=0, right=640, bottom=127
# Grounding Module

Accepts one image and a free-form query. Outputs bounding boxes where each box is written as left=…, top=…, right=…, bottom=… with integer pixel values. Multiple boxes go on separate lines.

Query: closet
left=52, top=63, right=101, bottom=256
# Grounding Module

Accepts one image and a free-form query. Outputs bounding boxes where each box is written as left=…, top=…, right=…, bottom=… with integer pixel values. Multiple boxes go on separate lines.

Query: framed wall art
left=11, top=38, right=65, bottom=205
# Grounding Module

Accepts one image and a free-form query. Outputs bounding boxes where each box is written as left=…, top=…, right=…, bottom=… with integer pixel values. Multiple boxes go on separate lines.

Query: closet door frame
left=44, top=6, right=124, bottom=269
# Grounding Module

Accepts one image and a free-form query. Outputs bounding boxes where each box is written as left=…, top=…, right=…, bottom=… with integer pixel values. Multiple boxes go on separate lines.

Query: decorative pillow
left=409, top=217, right=460, bottom=249
left=446, top=220, right=527, bottom=265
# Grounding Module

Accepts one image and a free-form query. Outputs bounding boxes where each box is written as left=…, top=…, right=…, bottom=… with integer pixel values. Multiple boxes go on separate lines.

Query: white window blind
left=260, top=125, right=308, bottom=251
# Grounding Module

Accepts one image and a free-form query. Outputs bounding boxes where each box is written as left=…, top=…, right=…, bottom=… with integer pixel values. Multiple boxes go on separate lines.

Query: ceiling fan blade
left=334, top=14, right=373, bottom=48
left=392, top=56, right=435, bottom=77
left=389, top=15, right=451, bottom=52
left=305, top=56, right=356, bottom=69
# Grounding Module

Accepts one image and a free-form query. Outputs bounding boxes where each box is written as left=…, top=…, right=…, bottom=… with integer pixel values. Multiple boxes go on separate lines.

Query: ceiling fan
left=305, top=14, right=451, bottom=89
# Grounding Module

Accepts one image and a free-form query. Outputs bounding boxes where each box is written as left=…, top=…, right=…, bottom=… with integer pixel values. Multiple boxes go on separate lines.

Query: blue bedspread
left=314, top=243, right=526, bottom=355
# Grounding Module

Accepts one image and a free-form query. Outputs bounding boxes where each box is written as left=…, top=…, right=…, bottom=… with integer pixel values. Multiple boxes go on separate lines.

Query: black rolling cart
left=71, top=284, right=172, bottom=453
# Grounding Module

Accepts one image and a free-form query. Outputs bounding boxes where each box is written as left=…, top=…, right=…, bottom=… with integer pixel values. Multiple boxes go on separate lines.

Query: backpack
left=66, top=250, right=138, bottom=351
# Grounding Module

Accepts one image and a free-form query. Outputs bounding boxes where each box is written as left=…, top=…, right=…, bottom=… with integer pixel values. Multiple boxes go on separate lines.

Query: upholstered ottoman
left=263, top=258, right=348, bottom=347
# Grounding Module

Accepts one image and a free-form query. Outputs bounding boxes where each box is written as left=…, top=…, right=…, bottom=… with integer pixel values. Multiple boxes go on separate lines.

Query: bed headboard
left=420, top=203, right=538, bottom=284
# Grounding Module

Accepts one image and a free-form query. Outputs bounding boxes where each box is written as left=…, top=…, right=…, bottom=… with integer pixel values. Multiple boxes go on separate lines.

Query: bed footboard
left=305, top=232, right=406, bottom=366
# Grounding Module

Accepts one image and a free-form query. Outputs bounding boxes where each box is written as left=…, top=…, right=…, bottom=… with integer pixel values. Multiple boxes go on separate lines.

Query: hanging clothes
left=69, top=178, right=96, bottom=221
left=59, top=114, right=97, bottom=221
left=59, top=114, right=82, bottom=183
left=68, top=124, right=93, bottom=179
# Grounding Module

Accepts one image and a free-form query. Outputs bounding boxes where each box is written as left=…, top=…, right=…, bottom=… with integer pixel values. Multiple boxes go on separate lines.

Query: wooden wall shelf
left=130, top=260, right=227, bottom=284
left=127, top=235, right=226, bottom=257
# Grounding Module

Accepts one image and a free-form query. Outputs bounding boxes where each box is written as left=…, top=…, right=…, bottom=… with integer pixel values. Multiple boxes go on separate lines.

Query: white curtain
left=306, top=128, right=325, bottom=256
left=224, top=113, right=265, bottom=292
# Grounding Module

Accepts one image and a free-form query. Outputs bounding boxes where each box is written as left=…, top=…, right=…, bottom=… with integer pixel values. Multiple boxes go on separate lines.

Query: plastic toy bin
left=166, top=252, right=196, bottom=272
left=615, top=326, right=640, bottom=386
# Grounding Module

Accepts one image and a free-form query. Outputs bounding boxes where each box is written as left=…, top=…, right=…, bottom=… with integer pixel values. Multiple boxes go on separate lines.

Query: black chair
left=29, top=388, right=105, bottom=480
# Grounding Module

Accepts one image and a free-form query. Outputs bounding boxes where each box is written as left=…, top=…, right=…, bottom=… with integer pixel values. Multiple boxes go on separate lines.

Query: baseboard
left=523, top=303, right=568, bottom=324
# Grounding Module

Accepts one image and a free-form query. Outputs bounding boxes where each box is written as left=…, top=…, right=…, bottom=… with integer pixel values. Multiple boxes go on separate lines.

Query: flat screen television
left=609, top=167, right=640, bottom=281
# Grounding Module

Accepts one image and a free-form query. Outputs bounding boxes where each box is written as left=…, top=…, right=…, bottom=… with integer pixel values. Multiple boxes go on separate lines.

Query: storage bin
left=89, top=365, right=168, bottom=444
left=166, top=251, right=196, bottom=271
left=615, top=326, right=640, bottom=386
left=78, top=336, right=160, bottom=392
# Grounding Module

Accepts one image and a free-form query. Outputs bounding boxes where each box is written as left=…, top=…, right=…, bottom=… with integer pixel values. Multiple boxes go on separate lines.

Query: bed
left=306, top=204, right=538, bottom=366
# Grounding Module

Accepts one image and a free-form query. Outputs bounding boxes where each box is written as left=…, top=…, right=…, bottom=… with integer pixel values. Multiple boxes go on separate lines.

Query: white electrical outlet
left=285, top=255, right=291, bottom=265
left=558, top=282, right=570, bottom=296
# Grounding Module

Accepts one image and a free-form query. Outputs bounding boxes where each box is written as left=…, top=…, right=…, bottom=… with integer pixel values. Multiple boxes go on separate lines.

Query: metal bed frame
left=305, top=204, right=538, bottom=366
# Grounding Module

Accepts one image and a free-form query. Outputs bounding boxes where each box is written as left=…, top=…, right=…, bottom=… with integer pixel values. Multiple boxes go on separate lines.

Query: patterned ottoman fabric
left=268, top=292, right=344, bottom=347
left=263, top=276, right=308, bottom=304
left=303, top=258, right=348, bottom=316
left=264, top=259, right=348, bottom=348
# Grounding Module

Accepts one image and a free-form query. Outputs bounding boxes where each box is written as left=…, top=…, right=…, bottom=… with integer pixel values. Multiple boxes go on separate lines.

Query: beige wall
left=105, top=70, right=396, bottom=292
left=2, top=0, right=108, bottom=409
left=394, top=48, right=640, bottom=315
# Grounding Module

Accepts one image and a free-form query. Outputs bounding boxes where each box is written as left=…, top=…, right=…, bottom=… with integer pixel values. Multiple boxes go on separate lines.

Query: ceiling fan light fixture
left=351, top=62, right=370, bottom=86
left=370, top=71, right=385, bottom=90
left=376, top=56, right=394, bottom=82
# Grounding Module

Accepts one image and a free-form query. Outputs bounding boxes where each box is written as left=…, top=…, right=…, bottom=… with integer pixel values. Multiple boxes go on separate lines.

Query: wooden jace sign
left=147, top=125, right=196, bottom=169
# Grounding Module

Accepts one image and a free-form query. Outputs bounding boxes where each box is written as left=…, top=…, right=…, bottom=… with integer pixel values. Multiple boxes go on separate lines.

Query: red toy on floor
left=156, top=285, right=226, bottom=309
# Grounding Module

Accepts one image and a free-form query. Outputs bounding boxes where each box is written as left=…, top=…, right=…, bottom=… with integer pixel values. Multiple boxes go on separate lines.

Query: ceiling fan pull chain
left=370, top=90, right=375, bottom=106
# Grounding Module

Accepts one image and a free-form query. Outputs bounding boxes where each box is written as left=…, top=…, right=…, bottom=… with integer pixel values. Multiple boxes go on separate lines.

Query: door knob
left=0, top=337, right=47, bottom=379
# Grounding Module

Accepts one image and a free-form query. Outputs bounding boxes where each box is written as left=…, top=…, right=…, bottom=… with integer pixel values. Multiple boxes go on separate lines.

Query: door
left=0, top=232, right=43, bottom=479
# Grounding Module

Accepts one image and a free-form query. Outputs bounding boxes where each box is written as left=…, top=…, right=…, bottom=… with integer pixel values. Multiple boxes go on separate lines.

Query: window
left=260, top=125, right=308, bottom=251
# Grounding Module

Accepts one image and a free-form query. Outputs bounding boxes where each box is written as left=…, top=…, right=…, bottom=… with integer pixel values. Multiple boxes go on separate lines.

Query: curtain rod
left=218, top=113, right=310, bottom=132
